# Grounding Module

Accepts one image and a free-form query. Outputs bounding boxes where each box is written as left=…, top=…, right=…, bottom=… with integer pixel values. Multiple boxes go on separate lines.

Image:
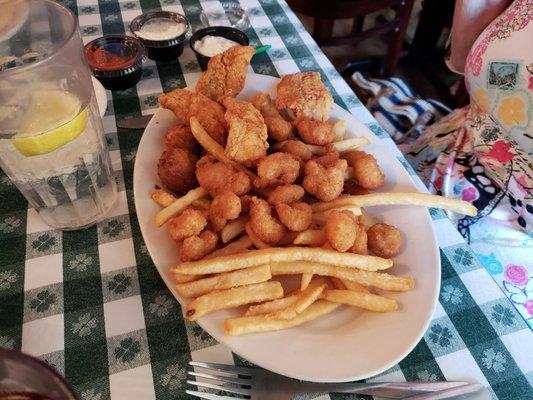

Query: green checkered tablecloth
left=1, top=0, right=532, bottom=399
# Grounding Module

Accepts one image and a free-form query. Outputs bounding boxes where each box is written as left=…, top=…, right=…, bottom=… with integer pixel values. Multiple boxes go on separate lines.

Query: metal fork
left=186, top=361, right=483, bottom=400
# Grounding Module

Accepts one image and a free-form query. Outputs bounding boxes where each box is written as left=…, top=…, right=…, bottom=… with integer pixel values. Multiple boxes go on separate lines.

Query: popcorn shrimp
left=180, top=230, right=218, bottom=261
left=164, top=124, right=199, bottom=154
left=276, top=202, right=313, bottom=232
left=196, top=155, right=251, bottom=197
left=294, top=118, right=335, bottom=145
left=303, top=158, right=347, bottom=202
left=209, top=191, right=242, bottom=231
left=249, top=197, right=287, bottom=244
left=343, top=150, right=384, bottom=189
left=325, top=210, right=356, bottom=252
left=250, top=93, right=294, bottom=142
left=169, top=209, right=207, bottom=242
left=257, top=152, right=300, bottom=185
left=267, top=184, right=305, bottom=205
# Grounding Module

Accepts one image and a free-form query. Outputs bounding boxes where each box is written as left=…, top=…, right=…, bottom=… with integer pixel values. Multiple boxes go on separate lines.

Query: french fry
left=293, top=229, right=326, bottom=246
left=245, top=223, right=270, bottom=249
left=310, top=193, right=477, bottom=217
left=300, top=273, right=313, bottom=290
left=155, top=187, right=208, bottom=227
left=150, top=187, right=177, bottom=208
left=175, top=265, right=271, bottom=298
left=245, top=292, right=301, bottom=316
left=270, top=261, right=414, bottom=291
left=339, top=279, right=370, bottom=293
left=186, top=281, right=283, bottom=321
left=225, top=300, right=341, bottom=336
left=172, top=272, right=207, bottom=283
left=306, top=137, right=370, bottom=155
left=205, top=235, right=252, bottom=259
left=267, top=281, right=326, bottom=319
left=221, top=215, right=247, bottom=243
left=321, top=289, right=397, bottom=312
left=333, top=120, right=347, bottom=141
left=312, top=207, right=362, bottom=225
left=189, top=117, right=257, bottom=179
left=173, top=247, right=393, bottom=275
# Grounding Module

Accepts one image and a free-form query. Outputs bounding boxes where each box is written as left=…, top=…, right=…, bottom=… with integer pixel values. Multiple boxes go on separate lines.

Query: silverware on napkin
left=185, top=361, right=485, bottom=400
left=116, top=114, right=154, bottom=129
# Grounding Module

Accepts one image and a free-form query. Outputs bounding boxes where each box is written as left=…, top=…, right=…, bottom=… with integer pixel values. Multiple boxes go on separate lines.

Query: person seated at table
left=403, top=0, right=531, bottom=316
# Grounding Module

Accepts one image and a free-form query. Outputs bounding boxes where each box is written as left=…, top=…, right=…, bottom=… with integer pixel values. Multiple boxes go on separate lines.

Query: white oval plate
left=133, top=73, right=440, bottom=382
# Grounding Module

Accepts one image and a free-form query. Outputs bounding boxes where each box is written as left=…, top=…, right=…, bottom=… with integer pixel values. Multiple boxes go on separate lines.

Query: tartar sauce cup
left=130, top=11, right=190, bottom=62
left=84, top=35, right=146, bottom=91
left=189, top=26, right=249, bottom=71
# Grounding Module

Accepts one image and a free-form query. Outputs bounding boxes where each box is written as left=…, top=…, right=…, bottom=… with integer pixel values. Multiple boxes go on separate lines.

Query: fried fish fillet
left=159, top=88, right=227, bottom=145
left=221, top=96, right=268, bottom=166
left=276, top=72, right=333, bottom=121
left=195, top=45, right=255, bottom=101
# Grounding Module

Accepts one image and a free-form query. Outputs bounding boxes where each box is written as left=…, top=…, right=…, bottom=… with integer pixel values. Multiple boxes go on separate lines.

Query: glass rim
left=0, top=0, right=78, bottom=78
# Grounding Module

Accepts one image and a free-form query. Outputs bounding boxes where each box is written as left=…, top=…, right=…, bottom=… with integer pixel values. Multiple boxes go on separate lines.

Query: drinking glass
left=0, top=0, right=117, bottom=230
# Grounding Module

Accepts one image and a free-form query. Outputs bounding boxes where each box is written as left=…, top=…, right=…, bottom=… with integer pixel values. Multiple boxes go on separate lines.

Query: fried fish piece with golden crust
left=250, top=92, right=294, bottom=142
left=189, top=92, right=228, bottom=146
left=158, top=88, right=193, bottom=124
left=195, top=45, right=255, bottom=101
left=276, top=72, right=333, bottom=121
left=159, top=88, right=227, bottom=146
left=196, top=155, right=251, bottom=197
left=221, top=96, right=268, bottom=166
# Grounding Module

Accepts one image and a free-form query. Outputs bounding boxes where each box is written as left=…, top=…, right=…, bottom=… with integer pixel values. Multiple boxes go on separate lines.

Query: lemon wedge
left=11, top=90, right=88, bottom=157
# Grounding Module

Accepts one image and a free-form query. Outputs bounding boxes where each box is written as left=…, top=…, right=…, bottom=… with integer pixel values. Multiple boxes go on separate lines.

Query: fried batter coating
left=343, top=180, right=371, bottom=196
left=157, top=148, right=198, bottom=194
left=196, top=45, right=255, bottom=101
left=180, top=230, right=218, bottom=261
left=294, top=118, right=335, bottom=145
left=257, top=152, right=300, bottom=185
left=351, top=223, right=368, bottom=255
left=302, top=158, right=347, bottom=202
left=325, top=210, right=356, bottom=252
left=249, top=197, right=287, bottom=245
left=343, top=150, right=384, bottom=190
left=367, top=223, right=402, bottom=258
left=221, top=97, right=269, bottom=166
left=159, top=88, right=227, bottom=145
left=267, top=184, right=305, bottom=205
left=276, top=72, right=333, bottom=121
left=196, top=155, right=251, bottom=197
left=165, top=124, right=199, bottom=154
left=158, top=88, right=192, bottom=124
left=276, top=202, right=313, bottom=232
left=250, top=92, right=294, bottom=142
left=209, top=191, right=242, bottom=231
left=190, top=93, right=228, bottom=146
left=169, top=209, right=207, bottom=242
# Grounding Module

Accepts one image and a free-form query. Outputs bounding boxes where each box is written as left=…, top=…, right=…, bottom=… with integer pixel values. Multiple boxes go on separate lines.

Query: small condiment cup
left=130, top=11, right=189, bottom=62
left=84, top=35, right=146, bottom=91
left=189, top=26, right=249, bottom=71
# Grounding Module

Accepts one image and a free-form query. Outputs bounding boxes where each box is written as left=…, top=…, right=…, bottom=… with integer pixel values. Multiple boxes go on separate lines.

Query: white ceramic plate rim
left=133, top=73, right=440, bottom=382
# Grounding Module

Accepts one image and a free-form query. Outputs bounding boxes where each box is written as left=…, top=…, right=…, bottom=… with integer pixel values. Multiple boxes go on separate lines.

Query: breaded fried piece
left=159, top=89, right=227, bottom=145
left=196, top=155, right=251, bottom=197
left=221, top=97, right=268, bottom=166
left=190, top=93, right=227, bottom=146
left=158, top=88, right=193, bottom=124
left=195, top=45, right=255, bottom=101
left=157, top=148, right=198, bottom=194
left=165, top=124, right=199, bottom=154
left=250, top=92, right=294, bottom=142
left=294, top=118, right=335, bottom=145
left=276, top=72, right=333, bottom=121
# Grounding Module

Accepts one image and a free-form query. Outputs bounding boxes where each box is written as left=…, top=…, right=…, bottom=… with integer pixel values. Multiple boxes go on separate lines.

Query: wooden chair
left=287, top=0, right=416, bottom=76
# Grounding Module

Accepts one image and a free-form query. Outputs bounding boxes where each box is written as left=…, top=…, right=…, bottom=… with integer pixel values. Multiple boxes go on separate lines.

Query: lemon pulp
left=11, top=90, right=88, bottom=157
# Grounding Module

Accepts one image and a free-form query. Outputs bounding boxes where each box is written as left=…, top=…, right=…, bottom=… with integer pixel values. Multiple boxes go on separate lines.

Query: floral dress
left=405, top=0, right=533, bottom=327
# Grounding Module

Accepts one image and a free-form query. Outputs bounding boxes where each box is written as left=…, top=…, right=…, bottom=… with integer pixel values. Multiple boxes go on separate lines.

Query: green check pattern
left=0, top=0, right=532, bottom=399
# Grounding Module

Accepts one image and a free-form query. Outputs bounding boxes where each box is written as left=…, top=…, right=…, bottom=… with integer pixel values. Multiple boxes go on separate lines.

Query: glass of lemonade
left=0, top=0, right=117, bottom=230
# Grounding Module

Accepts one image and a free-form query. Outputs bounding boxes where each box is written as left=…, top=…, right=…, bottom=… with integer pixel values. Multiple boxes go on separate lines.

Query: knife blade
left=116, top=114, right=154, bottom=129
